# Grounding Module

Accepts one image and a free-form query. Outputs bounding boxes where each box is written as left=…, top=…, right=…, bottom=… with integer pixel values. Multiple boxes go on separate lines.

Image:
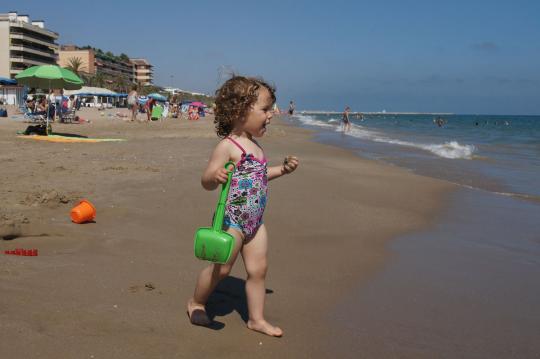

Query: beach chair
left=59, top=108, right=76, bottom=123
left=21, top=105, right=46, bottom=124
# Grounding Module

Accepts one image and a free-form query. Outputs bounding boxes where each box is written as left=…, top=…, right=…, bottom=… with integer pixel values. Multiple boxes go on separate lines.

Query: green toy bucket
left=194, top=161, right=236, bottom=264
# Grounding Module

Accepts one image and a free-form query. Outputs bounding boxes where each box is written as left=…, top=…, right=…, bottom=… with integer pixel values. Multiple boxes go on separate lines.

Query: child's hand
left=212, top=167, right=231, bottom=185
left=282, top=155, right=299, bottom=174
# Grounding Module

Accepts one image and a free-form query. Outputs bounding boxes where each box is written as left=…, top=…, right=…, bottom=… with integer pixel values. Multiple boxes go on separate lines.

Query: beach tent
left=65, top=86, right=118, bottom=108
left=0, top=77, right=17, bottom=85
left=64, top=86, right=117, bottom=96
left=0, top=77, right=24, bottom=106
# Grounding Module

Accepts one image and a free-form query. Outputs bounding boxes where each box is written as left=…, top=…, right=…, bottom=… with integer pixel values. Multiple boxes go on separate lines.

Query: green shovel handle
left=212, top=161, right=235, bottom=231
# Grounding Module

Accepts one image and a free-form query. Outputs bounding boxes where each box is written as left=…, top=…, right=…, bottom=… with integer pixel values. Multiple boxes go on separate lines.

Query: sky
left=4, top=0, right=540, bottom=114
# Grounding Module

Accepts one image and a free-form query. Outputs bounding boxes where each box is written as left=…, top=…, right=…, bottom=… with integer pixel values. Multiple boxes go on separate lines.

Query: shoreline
left=333, top=186, right=540, bottom=358
left=1, top=109, right=454, bottom=358
left=288, top=114, right=540, bottom=357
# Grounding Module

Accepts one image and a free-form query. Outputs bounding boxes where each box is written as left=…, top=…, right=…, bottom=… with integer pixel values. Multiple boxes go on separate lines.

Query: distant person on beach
left=67, top=95, right=75, bottom=110
left=288, top=100, right=295, bottom=115
left=36, top=97, right=47, bottom=115
left=145, top=98, right=156, bottom=122
left=342, top=106, right=351, bottom=132
left=47, top=89, right=56, bottom=121
left=127, top=86, right=138, bottom=122
left=273, top=103, right=280, bottom=115
left=187, top=75, right=299, bottom=337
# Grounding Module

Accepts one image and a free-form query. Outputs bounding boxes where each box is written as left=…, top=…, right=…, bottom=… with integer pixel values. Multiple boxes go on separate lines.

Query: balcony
left=10, top=33, right=59, bottom=50
left=10, top=21, right=58, bottom=40
left=10, top=55, right=56, bottom=67
left=10, top=44, right=56, bottom=60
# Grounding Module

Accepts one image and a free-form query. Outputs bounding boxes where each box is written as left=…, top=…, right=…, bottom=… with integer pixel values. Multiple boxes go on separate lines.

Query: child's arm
left=268, top=156, right=299, bottom=181
left=201, top=140, right=233, bottom=190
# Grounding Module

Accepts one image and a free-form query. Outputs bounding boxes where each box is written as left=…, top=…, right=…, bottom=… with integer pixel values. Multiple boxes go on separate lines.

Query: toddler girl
left=187, top=76, right=299, bottom=337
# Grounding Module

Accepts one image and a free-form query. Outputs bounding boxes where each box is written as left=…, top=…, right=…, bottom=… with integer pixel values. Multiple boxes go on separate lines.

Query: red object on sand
left=4, top=248, right=39, bottom=256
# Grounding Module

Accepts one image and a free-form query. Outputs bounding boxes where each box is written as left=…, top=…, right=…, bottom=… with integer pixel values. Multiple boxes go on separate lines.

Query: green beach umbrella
left=15, top=65, right=83, bottom=90
left=15, top=65, right=83, bottom=135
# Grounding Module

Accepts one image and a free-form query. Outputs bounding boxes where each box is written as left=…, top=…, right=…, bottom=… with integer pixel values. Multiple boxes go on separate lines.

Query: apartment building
left=56, top=45, right=95, bottom=75
left=130, top=58, right=153, bottom=86
left=58, top=45, right=133, bottom=82
left=0, top=12, right=59, bottom=78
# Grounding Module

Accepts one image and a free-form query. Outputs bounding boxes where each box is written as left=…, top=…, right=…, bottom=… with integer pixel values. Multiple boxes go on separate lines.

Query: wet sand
left=333, top=187, right=540, bottom=359
left=0, top=107, right=451, bottom=358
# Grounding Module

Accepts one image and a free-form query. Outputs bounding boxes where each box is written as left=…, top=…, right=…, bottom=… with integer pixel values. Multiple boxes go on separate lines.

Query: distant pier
left=299, top=111, right=454, bottom=116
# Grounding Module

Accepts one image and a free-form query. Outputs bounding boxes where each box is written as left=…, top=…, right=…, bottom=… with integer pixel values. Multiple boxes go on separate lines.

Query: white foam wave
left=293, top=114, right=476, bottom=160
left=293, top=114, right=336, bottom=128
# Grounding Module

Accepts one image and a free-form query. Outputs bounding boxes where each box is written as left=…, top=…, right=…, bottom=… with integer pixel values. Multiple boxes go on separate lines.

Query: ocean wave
left=292, top=114, right=336, bottom=128
left=293, top=114, right=476, bottom=160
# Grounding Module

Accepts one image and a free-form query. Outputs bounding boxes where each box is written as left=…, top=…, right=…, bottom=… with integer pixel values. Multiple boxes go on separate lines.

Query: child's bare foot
left=187, top=299, right=211, bottom=327
left=247, top=319, right=283, bottom=337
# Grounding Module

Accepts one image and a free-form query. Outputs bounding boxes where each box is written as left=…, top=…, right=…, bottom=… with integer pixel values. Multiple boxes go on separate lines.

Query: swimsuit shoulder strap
left=226, top=137, right=247, bottom=154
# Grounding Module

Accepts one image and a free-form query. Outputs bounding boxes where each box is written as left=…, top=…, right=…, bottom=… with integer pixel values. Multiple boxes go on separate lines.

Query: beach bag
left=0, top=108, right=7, bottom=117
left=24, top=125, right=47, bottom=136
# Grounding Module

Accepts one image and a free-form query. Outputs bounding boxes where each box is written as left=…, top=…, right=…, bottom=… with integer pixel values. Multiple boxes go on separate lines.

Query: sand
left=0, top=107, right=453, bottom=358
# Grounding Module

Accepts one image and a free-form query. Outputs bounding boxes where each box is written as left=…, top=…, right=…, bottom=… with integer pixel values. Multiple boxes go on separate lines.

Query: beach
left=0, top=108, right=452, bottom=358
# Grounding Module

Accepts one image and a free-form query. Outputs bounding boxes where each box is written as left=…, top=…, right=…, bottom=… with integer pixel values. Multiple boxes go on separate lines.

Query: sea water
left=287, top=112, right=540, bottom=357
left=288, top=113, right=540, bottom=200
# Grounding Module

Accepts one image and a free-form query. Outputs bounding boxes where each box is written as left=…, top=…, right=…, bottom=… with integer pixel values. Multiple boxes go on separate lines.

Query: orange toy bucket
left=70, top=199, right=96, bottom=224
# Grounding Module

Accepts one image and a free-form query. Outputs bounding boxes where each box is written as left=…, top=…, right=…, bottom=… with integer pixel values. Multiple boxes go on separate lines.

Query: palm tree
left=86, top=72, right=105, bottom=88
left=64, top=57, right=85, bottom=75
left=93, top=72, right=105, bottom=88
left=112, top=75, right=129, bottom=93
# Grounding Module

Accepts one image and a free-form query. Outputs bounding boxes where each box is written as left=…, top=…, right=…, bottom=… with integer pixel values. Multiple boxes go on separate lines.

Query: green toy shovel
left=194, top=161, right=236, bottom=264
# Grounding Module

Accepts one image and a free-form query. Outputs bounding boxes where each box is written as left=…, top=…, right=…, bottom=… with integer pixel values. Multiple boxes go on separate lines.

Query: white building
left=0, top=12, right=59, bottom=79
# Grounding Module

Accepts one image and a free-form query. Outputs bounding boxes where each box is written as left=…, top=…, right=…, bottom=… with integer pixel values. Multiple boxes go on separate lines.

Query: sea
left=289, top=113, right=540, bottom=201
left=286, top=113, right=540, bottom=358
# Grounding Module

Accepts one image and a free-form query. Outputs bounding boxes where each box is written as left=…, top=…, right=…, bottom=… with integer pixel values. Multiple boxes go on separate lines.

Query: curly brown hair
left=214, top=76, right=276, bottom=138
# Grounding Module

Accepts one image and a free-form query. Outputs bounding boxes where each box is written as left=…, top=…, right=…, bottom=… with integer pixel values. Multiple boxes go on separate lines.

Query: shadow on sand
left=204, top=276, right=274, bottom=330
left=51, top=132, right=88, bottom=138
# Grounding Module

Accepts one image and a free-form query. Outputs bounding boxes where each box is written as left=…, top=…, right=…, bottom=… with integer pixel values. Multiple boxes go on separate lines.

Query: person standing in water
left=288, top=100, right=295, bottom=116
left=342, top=106, right=351, bottom=132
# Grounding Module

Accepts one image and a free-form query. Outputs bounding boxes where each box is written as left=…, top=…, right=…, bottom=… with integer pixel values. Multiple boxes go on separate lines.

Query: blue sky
left=5, top=0, right=540, bottom=114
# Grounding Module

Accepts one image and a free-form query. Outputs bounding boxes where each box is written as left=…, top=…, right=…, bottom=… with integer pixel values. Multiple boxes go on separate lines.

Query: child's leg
left=241, top=225, right=283, bottom=337
left=187, top=229, right=243, bottom=321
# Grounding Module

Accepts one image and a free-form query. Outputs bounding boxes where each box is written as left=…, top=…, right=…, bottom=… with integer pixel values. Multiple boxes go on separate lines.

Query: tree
left=119, top=53, right=130, bottom=62
left=64, top=56, right=85, bottom=75
left=87, top=72, right=105, bottom=88
left=112, top=75, right=129, bottom=93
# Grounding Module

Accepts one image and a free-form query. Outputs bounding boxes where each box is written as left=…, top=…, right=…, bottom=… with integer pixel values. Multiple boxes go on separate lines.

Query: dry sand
left=0, top=107, right=453, bottom=358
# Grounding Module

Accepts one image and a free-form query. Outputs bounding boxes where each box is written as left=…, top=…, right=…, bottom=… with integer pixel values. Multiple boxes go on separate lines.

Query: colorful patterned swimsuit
left=223, top=137, right=268, bottom=241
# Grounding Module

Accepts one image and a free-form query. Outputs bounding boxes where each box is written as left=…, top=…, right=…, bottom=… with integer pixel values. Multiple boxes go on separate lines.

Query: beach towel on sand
left=17, top=135, right=125, bottom=143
